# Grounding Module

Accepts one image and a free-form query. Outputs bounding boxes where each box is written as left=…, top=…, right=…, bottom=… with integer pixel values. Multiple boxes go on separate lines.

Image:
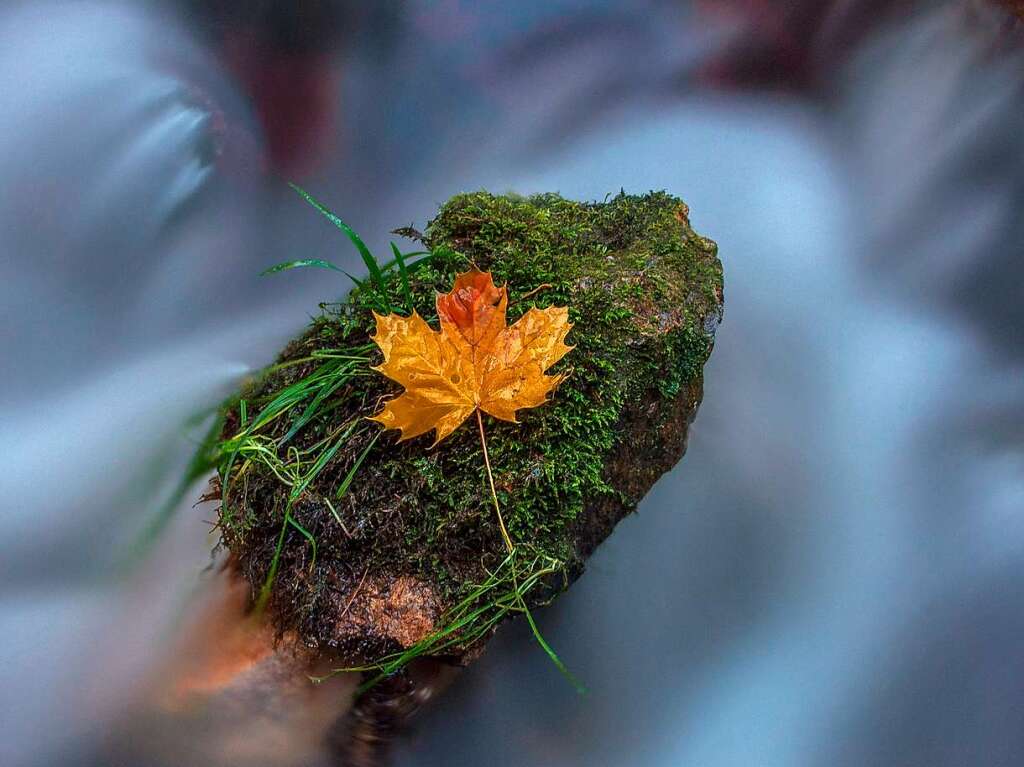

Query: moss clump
left=216, top=190, right=723, bottom=664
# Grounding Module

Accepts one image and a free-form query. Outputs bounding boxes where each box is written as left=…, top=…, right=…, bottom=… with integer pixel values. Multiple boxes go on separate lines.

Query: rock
left=216, top=191, right=723, bottom=668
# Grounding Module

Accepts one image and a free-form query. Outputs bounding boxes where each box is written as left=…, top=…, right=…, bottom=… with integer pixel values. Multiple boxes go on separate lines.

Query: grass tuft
left=313, top=546, right=583, bottom=695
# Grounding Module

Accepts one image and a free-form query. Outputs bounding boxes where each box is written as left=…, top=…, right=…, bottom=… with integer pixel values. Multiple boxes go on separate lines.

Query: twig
left=518, top=283, right=553, bottom=302
left=339, top=566, right=371, bottom=621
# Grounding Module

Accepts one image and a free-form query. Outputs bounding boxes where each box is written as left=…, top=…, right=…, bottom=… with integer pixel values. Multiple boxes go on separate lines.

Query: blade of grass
left=323, top=497, right=351, bottom=537
left=122, top=407, right=226, bottom=570
left=287, top=515, right=318, bottom=570
left=336, top=431, right=380, bottom=498
left=289, top=182, right=389, bottom=310
left=256, top=509, right=292, bottom=613
left=256, top=421, right=359, bottom=612
left=290, top=421, right=358, bottom=502
left=389, top=243, right=413, bottom=313
left=260, top=258, right=370, bottom=299
left=261, top=258, right=346, bottom=276
left=378, top=249, right=432, bottom=272
left=280, top=361, right=355, bottom=444
left=341, top=271, right=367, bottom=291
left=239, top=361, right=342, bottom=436
left=519, top=594, right=585, bottom=694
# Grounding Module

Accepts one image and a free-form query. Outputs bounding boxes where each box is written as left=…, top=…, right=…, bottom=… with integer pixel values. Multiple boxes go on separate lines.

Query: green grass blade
left=287, top=515, right=318, bottom=570
left=324, top=497, right=346, bottom=529
left=241, top=361, right=339, bottom=436
left=336, top=431, right=380, bottom=498
left=280, top=363, right=354, bottom=444
left=289, top=183, right=389, bottom=309
left=390, top=243, right=413, bottom=313
left=121, top=407, right=226, bottom=571
left=259, top=258, right=372, bottom=301
left=261, top=258, right=346, bottom=276
left=342, top=270, right=367, bottom=290
left=290, top=421, right=358, bottom=501
left=378, top=250, right=432, bottom=272
left=520, top=595, right=585, bottom=694
left=256, top=510, right=292, bottom=613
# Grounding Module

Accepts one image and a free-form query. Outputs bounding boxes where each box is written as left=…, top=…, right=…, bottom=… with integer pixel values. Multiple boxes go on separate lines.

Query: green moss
left=217, top=190, right=722, bottom=658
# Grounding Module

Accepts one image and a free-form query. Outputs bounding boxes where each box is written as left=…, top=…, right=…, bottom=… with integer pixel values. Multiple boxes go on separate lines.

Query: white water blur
left=2, top=1, right=1024, bottom=766
left=0, top=4, right=338, bottom=765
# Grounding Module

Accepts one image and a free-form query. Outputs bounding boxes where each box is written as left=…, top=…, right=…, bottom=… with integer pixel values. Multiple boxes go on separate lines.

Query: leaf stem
left=476, top=409, right=513, bottom=554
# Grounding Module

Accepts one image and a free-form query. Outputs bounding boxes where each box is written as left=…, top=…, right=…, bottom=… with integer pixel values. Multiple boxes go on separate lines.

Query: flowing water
left=2, top=1, right=1023, bottom=765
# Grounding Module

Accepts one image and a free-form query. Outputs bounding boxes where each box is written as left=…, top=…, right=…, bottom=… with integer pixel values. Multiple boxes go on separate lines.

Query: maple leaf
left=369, top=269, right=573, bottom=445
left=369, top=270, right=577, bottom=667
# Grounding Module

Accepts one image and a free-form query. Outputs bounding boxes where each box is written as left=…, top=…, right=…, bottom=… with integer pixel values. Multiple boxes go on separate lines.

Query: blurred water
left=2, top=1, right=1023, bottom=766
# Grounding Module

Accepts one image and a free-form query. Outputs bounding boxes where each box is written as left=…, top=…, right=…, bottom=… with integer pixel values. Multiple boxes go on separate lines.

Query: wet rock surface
left=217, top=191, right=723, bottom=664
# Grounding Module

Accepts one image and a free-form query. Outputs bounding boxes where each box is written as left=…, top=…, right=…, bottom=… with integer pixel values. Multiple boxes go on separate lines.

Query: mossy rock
left=217, top=190, right=723, bottom=665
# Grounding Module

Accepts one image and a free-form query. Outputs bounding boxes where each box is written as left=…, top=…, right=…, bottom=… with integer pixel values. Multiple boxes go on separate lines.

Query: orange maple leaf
left=369, top=269, right=572, bottom=445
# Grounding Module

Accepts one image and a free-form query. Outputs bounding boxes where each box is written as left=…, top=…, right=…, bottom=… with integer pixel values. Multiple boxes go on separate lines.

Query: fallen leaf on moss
left=369, top=269, right=573, bottom=444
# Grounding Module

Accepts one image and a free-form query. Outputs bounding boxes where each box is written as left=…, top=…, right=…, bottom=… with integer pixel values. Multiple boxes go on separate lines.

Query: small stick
left=518, top=283, right=553, bottom=302
left=339, top=566, right=370, bottom=621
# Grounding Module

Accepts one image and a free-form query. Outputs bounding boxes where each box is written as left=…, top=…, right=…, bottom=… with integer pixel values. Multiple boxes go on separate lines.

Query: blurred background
left=2, top=0, right=1024, bottom=765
